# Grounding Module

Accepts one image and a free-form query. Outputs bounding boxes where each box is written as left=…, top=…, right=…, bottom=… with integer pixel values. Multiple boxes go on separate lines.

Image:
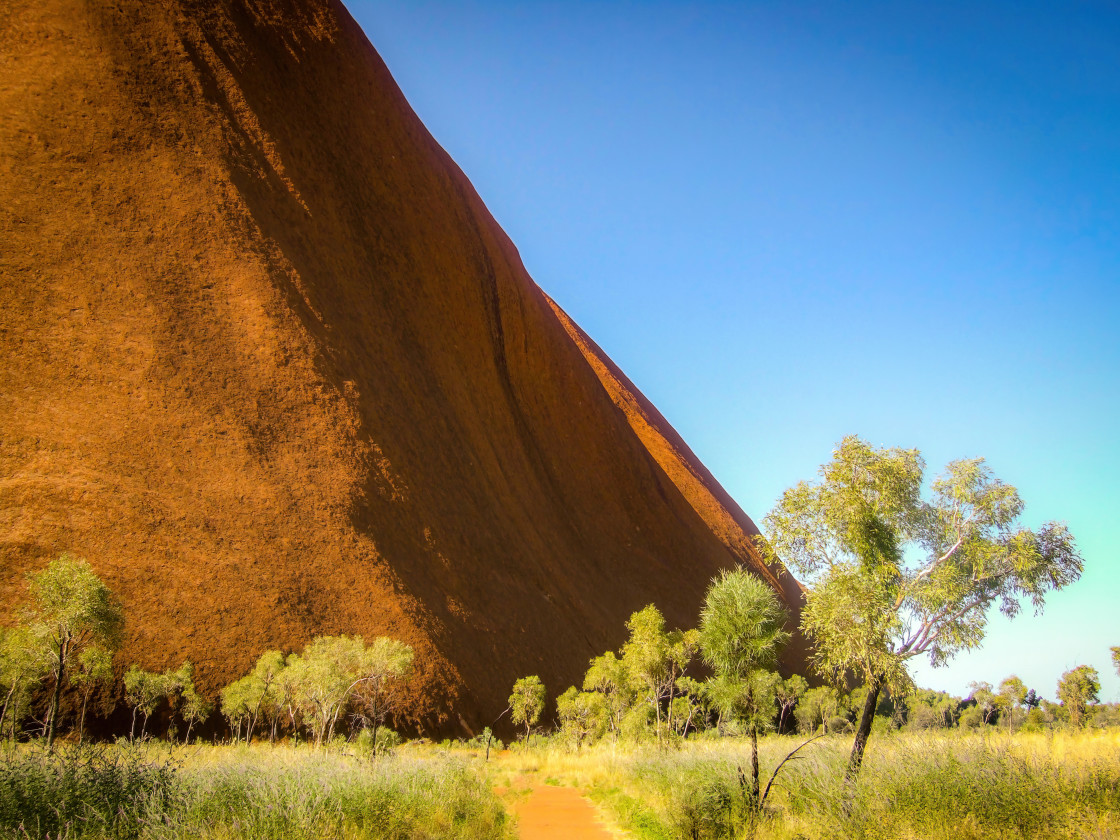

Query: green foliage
left=762, top=436, right=1083, bottom=776
left=355, top=725, right=402, bottom=757
left=70, top=646, right=114, bottom=743
left=124, top=662, right=190, bottom=740
left=509, top=675, right=545, bottom=740
left=350, top=637, right=413, bottom=739
left=996, top=675, right=1028, bottom=731
left=0, top=626, right=49, bottom=740
left=967, top=680, right=999, bottom=724
left=597, top=732, right=1120, bottom=840
left=697, top=566, right=791, bottom=806
left=775, top=673, right=808, bottom=732
left=958, top=705, right=984, bottom=729
left=234, top=635, right=414, bottom=747
left=221, top=650, right=289, bottom=744
left=765, top=438, right=1083, bottom=679
left=1111, top=645, right=1120, bottom=679
left=1057, top=665, right=1100, bottom=728
left=583, top=651, right=633, bottom=738
left=902, top=688, right=960, bottom=730
left=23, top=555, right=124, bottom=747
left=179, top=681, right=212, bottom=743
left=556, top=686, right=608, bottom=750
left=795, top=686, right=841, bottom=734
left=621, top=605, right=699, bottom=743
left=283, top=636, right=366, bottom=746
left=0, top=745, right=512, bottom=839
left=0, top=745, right=178, bottom=838
left=699, top=569, right=790, bottom=682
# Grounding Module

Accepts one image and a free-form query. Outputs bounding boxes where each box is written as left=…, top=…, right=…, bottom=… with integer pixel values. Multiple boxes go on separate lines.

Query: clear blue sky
left=345, top=1, right=1120, bottom=702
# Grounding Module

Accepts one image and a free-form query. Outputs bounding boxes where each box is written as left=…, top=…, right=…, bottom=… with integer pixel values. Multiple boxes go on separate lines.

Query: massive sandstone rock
left=0, top=0, right=807, bottom=732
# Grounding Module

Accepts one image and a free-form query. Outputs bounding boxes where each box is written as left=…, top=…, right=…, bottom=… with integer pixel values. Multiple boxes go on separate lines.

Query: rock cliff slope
left=0, top=0, right=806, bottom=731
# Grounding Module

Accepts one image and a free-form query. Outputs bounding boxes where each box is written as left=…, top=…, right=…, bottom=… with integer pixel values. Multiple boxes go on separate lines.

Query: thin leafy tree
left=794, top=685, right=840, bottom=734
left=556, top=686, right=607, bottom=751
left=180, top=680, right=212, bottom=743
left=24, top=555, right=124, bottom=749
left=283, top=636, right=367, bottom=746
left=1056, top=665, right=1100, bottom=728
left=582, top=652, right=632, bottom=739
left=775, top=673, right=808, bottom=733
left=968, top=681, right=998, bottom=725
left=997, top=675, right=1028, bottom=733
left=70, top=646, right=113, bottom=744
left=1111, top=646, right=1119, bottom=679
left=761, top=436, right=1082, bottom=787
left=351, top=637, right=413, bottom=746
left=509, top=675, right=545, bottom=741
left=124, top=664, right=186, bottom=741
left=248, top=650, right=286, bottom=742
left=0, top=626, right=49, bottom=740
left=620, top=604, right=698, bottom=745
left=698, top=568, right=790, bottom=812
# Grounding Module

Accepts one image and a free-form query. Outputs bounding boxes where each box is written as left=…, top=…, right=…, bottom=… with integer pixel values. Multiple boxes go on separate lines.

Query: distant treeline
left=1, top=553, right=1115, bottom=755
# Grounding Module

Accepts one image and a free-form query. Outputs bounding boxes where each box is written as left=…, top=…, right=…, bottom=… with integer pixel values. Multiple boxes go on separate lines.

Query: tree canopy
left=761, top=436, right=1083, bottom=781
left=24, top=555, right=124, bottom=748
left=1056, top=665, right=1099, bottom=728
left=509, top=675, right=545, bottom=740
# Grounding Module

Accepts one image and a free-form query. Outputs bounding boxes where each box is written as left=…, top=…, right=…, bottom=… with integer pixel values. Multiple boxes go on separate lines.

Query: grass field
left=0, top=741, right=513, bottom=840
left=0, top=730, right=1117, bottom=839
left=488, top=729, right=1120, bottom=840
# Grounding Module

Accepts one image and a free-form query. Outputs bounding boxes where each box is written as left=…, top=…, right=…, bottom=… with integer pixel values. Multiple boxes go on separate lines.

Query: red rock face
left=0, top=0, right=806, bottom=733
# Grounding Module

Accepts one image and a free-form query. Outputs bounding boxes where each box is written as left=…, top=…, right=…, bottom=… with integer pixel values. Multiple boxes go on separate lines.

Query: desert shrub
left=354, top=727, right=402, bottom=757
left=620, top=705, right=656, bottom=743
left=958, top=706, right=983, bottom=728
left=629, top=753, right=753, bottom=840
left=1020, top=707, right=1048, bottom=732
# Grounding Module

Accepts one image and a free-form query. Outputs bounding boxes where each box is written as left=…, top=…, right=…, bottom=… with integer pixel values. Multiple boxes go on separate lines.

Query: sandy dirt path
left=512, top=785, right=619, bottom=839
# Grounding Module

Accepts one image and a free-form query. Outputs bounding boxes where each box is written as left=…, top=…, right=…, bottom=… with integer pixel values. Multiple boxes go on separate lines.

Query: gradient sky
left=344, top=1, right=1119, bottom=703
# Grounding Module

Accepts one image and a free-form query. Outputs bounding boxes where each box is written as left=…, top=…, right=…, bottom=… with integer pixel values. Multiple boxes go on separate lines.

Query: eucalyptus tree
left=968, top=681, right=998, bottom=725
left=0, top=626, right=48, bottom=739
left=71, top=646, right=114, bottom=744
left=180, top=680, right=212, bottom=743
left=997, top=675, right=1028, bottom=732
left=555, top=686, right=607, bottom=751
left=509, top=675, right=545, bottom=741
left=794, top=686, right=841, bottom=734
left=24, top=555, right=124, bottom=748
left=1056, top=665, right=1100, bottom=728
left=582, top=651, right=631, bottom=738
left=762, top=436, right=1082, bottom=784
left=124, top=661, right=191, bottom=741
left=775, top=673, right=808, bottom=733
left=248, top=650, right=286, bottom=742
left=699, top=568, right=790, bottom=811
left=350, top=637, right=413, bottom=745
left=276, top=635, right=413, bottom=746
left=285, top=635, right=367, bottom=746
left=221, top=650, right=286, bottom=743
left=621, top=604, right=699, bottom=745
left=220, top=674, right=253, bottom=742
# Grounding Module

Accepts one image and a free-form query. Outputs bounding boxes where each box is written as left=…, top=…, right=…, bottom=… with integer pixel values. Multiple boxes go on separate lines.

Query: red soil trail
left=514, top=786, right=618, bottom=840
